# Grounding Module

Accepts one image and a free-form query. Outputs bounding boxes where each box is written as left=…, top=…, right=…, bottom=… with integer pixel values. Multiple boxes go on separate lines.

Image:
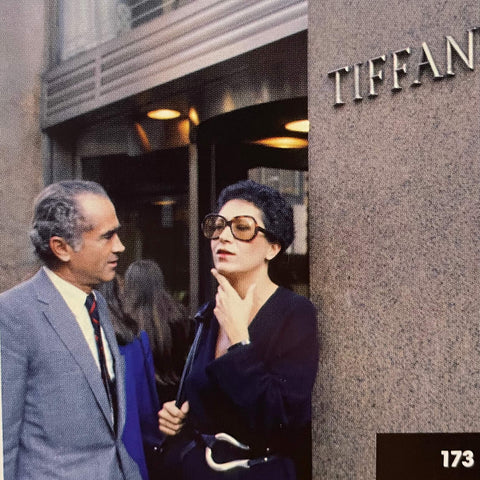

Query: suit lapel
left=33, top=270, right=115, bottom=431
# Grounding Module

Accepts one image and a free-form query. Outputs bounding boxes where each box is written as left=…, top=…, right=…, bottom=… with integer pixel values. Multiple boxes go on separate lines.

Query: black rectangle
left=377, top=433, right=480, bottom=479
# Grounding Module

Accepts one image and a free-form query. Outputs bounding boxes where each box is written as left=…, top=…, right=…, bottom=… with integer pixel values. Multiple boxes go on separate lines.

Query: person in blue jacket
left=123, top=259, right=193, bottom=407
left=158, top=180, right=319, bottom=480
left=100, top=276, right=163, bottom=480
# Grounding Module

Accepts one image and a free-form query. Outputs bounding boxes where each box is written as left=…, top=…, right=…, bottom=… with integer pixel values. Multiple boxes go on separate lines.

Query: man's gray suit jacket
left=0, top=268, right=141, bottom=480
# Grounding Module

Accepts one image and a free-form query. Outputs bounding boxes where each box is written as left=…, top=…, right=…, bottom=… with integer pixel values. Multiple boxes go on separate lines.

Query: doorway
left=196, top=97, right=309, bottom=304
left=82, top=147, right=190, bottom=307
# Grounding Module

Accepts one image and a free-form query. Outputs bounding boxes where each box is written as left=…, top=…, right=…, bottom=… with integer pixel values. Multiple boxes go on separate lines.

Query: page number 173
left=441, top=450, right=474, bottom=468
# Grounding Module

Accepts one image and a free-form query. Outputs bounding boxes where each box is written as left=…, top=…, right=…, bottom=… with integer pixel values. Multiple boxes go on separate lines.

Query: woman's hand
left=158, top=400, right=189, bottom=436
left=211, top=268, right=255, bottom=345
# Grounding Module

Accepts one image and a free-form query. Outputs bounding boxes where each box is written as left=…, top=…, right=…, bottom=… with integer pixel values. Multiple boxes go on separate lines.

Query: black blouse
left=182, top=287, right=319, bottom=479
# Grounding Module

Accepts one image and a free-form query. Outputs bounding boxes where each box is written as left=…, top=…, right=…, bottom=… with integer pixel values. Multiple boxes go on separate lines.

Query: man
left=1, top=180, right=141, bottom=479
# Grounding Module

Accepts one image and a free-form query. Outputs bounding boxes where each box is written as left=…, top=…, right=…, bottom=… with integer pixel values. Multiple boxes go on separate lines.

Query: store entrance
left=79, top=96, right=308, bottom=312
left=196, top=97, right=309, bottom=304
left=82, top=147, right=191, bottom=308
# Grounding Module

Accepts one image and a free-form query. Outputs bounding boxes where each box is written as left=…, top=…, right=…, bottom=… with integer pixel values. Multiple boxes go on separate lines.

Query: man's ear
left=266, top=242, right=282, bottom=261
left=49, top=236, right=72, bottom=263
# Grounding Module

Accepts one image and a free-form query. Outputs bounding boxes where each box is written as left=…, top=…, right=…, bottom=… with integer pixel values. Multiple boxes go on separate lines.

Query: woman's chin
left=214, top=265, right=236, bottom=279
left=215, top=265, right=229, bottom=276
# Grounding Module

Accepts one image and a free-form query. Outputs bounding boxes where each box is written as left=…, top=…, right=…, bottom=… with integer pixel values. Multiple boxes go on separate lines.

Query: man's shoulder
left=0, top=269, right=45, bottom=304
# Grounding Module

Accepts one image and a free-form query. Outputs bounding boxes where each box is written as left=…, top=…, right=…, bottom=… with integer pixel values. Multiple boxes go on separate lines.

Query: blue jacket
left=120, top=330, right=164, bottom=480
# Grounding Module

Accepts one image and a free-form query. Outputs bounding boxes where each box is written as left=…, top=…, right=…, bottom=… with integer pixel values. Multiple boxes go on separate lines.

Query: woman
left=99, top=276, right=163, bottom=480
left=123, top=259, right=193, bottom=406
left=158, top=180, right=319, bottom=480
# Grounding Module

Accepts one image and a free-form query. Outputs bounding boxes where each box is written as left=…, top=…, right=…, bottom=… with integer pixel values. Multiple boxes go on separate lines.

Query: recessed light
left=134, top=122, right=151, bottom=151
left=188, top=107, right=200, bottom=125
left=152, top=199, right=176, bottom=206
left=251, top=137, right=308, bottom=149
left=285, top=119, right=309, bottom=133
left=147, top=108, right=181, bottom=120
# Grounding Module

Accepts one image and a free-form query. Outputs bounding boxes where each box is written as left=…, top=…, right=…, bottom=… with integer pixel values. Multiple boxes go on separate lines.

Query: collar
left=43, top=266, right=92, bottom=315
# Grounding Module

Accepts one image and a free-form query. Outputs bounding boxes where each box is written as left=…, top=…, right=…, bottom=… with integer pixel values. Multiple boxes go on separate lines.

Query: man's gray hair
left=30, top=180, right=109, bottom=267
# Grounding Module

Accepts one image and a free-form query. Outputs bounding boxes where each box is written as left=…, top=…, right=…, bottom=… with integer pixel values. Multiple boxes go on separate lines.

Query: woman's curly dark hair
left=216, top=179, right=294, bottom=252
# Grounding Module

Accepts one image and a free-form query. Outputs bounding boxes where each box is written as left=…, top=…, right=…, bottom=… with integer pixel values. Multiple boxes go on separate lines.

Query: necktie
left=85, top=293, right=117, bottom=423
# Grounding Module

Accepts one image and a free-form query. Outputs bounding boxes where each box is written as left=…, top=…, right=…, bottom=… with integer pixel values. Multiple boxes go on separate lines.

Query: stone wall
left=309, top=2, right=480, bottom=478
left=0, top=1, right=45, bottom=291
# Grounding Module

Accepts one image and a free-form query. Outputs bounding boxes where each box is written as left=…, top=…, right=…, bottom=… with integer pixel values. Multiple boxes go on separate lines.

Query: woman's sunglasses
left=201, top=214, right=274, bottom=242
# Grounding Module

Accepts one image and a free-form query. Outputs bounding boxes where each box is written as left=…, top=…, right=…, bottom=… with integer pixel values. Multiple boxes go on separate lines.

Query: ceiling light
left=285, top=119, right=309, bottom=132
left=147, top=108, right=181, bottom=120
left=251, top=137, right=308, bottom=149
left=134, top=122, right=151, bottom=151
left=189, top=107, right=200, bottom=126
left=152, top=198, right=176, bottom=206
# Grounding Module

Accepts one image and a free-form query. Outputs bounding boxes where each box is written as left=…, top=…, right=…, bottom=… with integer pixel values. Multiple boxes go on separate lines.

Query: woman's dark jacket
left=177, top=286, right=319, bottom=480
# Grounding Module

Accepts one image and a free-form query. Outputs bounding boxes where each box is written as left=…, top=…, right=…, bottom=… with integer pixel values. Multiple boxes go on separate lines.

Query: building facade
left=0, top=2, right=46, bottom=291
left=2, top=0, right=480, bottom=478
left=310, top=1, right=480, bottom=478
left=42, top=0, right=309, bottom=311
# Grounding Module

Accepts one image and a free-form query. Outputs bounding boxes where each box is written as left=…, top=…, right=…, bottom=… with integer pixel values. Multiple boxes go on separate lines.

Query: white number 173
left=441, top=450, right=474, bottom=468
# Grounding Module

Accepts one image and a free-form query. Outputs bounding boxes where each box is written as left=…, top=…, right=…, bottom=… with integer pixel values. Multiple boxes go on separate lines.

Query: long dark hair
left=123, top=259, right=192, bottom=387
left=98, top=276, right=139, bottom=345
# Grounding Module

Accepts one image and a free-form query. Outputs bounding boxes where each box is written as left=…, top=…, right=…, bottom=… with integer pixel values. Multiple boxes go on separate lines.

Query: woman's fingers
left=211, top=268, right=232, bottom=291
left=158, top=400, right=189, bottom=436
left=159, top=422, right=181, bottom=436
left=180, top=401, right=190, bottom=414
left=211, top=268, right=254, bottom=343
